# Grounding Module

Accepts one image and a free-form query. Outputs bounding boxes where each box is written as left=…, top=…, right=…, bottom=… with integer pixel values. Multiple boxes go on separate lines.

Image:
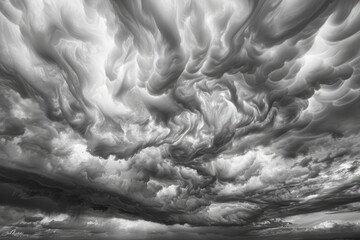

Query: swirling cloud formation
left=1, top=0, right=360, bottom=238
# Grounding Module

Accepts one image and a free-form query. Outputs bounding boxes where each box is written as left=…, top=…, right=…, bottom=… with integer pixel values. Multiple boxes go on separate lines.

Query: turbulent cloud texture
left=1, top=0, right=360, bottom=239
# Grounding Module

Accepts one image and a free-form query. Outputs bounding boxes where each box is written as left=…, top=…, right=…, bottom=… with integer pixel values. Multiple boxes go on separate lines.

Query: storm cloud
left=1, top=0, right=360, bottom=239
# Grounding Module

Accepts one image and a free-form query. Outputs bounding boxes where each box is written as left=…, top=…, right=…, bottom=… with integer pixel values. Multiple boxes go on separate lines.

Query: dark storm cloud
left=1, top=0, right=360, bottom=239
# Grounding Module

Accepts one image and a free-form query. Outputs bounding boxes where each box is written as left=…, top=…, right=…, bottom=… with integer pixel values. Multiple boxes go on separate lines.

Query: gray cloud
left=1, top=0, right=360, bottom=239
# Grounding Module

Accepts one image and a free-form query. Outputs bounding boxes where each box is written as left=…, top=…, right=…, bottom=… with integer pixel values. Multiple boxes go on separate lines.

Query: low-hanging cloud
left=1, top=0, right=360, bottom=238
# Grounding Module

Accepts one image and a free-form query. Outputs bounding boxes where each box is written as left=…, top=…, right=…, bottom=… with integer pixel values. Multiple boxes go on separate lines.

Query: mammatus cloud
left=1, top=0, right=360, bottom=239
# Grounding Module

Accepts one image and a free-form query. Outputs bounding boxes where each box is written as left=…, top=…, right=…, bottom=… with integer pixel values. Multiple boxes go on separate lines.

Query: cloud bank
left=1, top=0, right=360, bottom=238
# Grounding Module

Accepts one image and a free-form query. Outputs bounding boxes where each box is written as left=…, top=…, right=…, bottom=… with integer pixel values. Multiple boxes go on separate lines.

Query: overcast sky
left=1, top=0, right=360, bottom=239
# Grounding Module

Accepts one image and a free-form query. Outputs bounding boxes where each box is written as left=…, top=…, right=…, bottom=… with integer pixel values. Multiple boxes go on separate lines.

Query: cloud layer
left=1, top=0, right=360, bottom=238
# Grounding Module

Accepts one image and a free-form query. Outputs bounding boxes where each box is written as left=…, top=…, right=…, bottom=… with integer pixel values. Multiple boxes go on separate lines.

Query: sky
left=0, top=0, right=360, bottom=239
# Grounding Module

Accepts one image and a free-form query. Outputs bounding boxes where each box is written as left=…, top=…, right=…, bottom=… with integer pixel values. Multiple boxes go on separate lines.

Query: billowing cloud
left=1, top=0, right=360, bottom=239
